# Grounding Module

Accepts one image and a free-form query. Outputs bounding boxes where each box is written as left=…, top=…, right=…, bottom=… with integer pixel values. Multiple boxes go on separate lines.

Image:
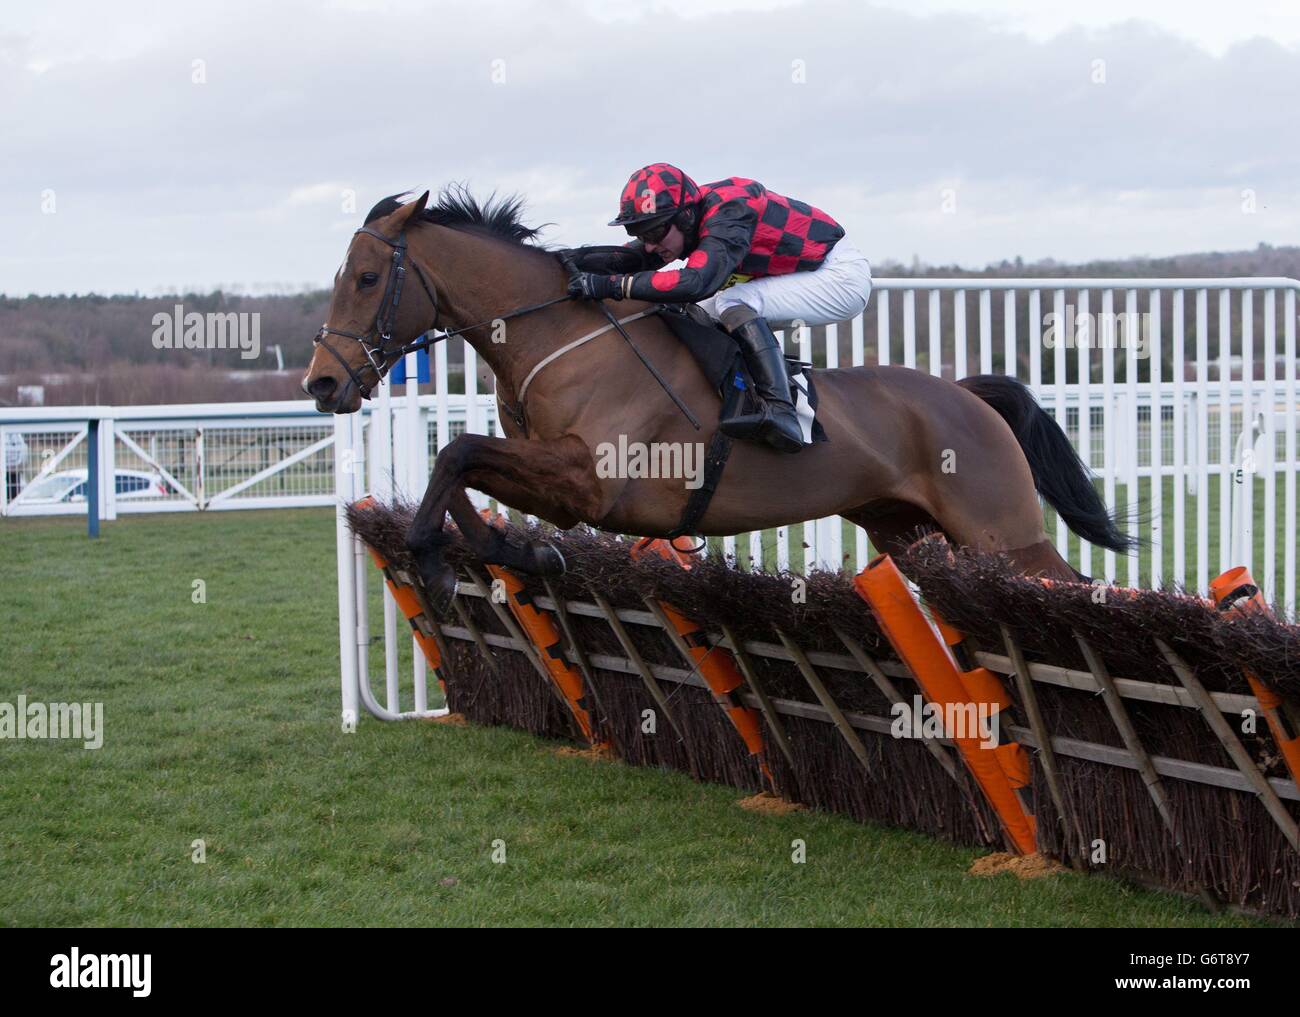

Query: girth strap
left=666, top=428, right=734, bottom=540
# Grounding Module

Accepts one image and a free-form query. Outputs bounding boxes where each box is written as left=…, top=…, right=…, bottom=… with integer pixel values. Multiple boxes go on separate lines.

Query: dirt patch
left=555, top=744, right=615, bottom=761
left=429, top=713, right=468, bottom=727
left=738, top=792, right=806, bottom=816
left=969, top=852, right=1066, bottom=880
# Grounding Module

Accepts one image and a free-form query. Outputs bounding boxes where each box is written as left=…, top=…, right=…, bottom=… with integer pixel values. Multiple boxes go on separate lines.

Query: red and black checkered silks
left=610, top=163, right=701, bottom=225
left=607, top=174, right=846, bottom=304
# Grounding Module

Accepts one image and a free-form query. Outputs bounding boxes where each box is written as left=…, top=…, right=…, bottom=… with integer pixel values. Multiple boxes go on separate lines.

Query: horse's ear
left=385, top=190, right=430, bottom=231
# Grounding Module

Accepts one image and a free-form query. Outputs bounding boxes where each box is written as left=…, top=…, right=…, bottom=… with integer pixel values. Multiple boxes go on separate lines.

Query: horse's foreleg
left=444, top=488, right=565, bottom=576
left=405, top=433, right=604, bottom=612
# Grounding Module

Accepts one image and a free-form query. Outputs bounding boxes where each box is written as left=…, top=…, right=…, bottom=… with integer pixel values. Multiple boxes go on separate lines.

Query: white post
left=1173, top=290, right=1186, bottom=587
left=927, top=290, right=941, bottom=377
left=954, top=290, right=966, bottom=379
left=1101, top=289, right=1116, bottom=582
left=1149, top=289, right=1162, bottom=589
left=374, top=379, right=400, bottom=715
left=1240, top=291, right=1254, bottom=575
left=0, top=425, right=8, bottom=516
left=823, top=322, right=842, bottom=571
left=101, top=416, right=118, bottom=521
left=194, top=427, right=206, bottom=510
left=1218, top=289, right=1232, bottom=575
left=406, top=350, right=429, bottom=714
left=797, top=323, right=818, bottom=570
left=1003, top=290, right=1016, bottom=379
left=1263, top=289, right=1277, bottom=606
left=1195, top=289, right=1209, bottom=594
left=852, top=312, right=868, bottom=570
left=1285, top=290, right=1296, bottom=618
left=1055, top=289, right=1069, bottom=559
left=334, top=414, right=360, bottom=729
left=1125, top=289, right=1139, bottom=587
left=351, top=411, right=371, bottom=716
left=1076, top=289, right=1092, bottom=576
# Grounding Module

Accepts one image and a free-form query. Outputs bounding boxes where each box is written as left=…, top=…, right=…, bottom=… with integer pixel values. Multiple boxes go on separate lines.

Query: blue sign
left=389, top=348, right=430, bottom=385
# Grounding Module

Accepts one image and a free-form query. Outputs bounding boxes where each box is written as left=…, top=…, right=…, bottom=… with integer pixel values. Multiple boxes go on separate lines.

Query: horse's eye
left=359, top=272, right=379, bottom=287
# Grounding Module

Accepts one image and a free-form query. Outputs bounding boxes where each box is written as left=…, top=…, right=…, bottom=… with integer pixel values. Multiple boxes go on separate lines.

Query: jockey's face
left=643, top=224, right=686, bottom=262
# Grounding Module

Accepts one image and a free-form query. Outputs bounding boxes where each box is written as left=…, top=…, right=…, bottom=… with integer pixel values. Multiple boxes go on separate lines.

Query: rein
left=314, top=224, right=571, bottom=403
left=314, top=230, right=696, bottom=433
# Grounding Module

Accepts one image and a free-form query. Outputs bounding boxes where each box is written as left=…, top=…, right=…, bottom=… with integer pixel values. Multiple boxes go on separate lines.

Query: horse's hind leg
left=918, top=475, right=1080, bottom=581
left=842, top=500, right=945, bottom=560
left=846, top=498, right=1078, bottom=581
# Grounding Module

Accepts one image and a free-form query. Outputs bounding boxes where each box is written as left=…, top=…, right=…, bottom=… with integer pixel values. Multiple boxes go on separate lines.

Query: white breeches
left=698, top=238, right=872, bottom=328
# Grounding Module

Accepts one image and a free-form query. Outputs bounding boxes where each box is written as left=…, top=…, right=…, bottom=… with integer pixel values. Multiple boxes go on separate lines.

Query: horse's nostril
left=308, top=376, right=338, bottom=401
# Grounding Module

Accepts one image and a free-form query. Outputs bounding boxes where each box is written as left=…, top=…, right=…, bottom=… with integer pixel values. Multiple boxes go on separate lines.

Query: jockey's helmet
left=608, top=163, right=700, bottom=234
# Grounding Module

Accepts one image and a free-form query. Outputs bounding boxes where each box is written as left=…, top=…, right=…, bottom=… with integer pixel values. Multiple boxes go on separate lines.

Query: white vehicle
left=17, top=468, right=172, bottom=505
left=4, top=431, right=28, bottom=469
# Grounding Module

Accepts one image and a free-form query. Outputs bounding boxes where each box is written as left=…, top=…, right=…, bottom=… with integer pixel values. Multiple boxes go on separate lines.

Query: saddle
left=654, top=302, right=828, bottom=447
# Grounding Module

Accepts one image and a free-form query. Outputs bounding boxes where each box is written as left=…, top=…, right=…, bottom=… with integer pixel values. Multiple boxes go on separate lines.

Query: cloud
left=1, top=0, right=1297, bottom=294
left=285, top=183, right=350, bottom=207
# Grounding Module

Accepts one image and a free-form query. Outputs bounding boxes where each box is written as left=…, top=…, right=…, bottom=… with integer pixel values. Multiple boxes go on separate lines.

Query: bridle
left=313, top=225, right=441, bottom=402
left=311, top=227, right=694, bottom=430
left=313, top=223, right=575, bottom=404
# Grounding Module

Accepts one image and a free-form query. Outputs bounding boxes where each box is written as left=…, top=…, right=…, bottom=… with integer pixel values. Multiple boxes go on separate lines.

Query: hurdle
left=341, top=495, right=1300, bottom=916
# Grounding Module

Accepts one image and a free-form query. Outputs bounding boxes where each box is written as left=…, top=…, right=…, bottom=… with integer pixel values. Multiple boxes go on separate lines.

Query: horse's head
left=303, top=191, right=438, bottom=413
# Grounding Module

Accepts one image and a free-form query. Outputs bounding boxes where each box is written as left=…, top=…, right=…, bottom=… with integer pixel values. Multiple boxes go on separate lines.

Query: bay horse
left=304, top=188, right=1129, bottom=610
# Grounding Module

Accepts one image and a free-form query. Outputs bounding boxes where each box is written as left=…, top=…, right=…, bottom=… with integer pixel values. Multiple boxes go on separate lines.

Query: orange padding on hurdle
left=485, top=562, right=600, bottom=745
left=855, top=554, right=1037, bottom=854
left=927, top=606, right=1032, bottom=795
left=354, top=497, right=443, bottom=675
left=1210, top=567, right=1300, bottom=787
left=632, top=539, right=770, bottom=768
left=474, top=511, right=604, bottom=745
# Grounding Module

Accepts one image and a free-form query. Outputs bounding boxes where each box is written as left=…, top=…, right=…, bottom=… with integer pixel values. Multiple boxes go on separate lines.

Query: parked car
left=17, top=468, right=173, bottom=505
left=3, top=432, right=28, bottom=469
left=4, top=432, right=28, bottom=501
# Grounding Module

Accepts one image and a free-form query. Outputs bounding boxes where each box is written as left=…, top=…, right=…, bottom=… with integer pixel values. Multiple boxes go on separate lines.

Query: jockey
left=568, top=163, right=871, bottom=452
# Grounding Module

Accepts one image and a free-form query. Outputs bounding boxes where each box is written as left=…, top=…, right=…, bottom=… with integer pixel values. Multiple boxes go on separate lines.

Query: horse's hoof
left=534, top=541, right=566, bottom=576
left=427, top=581, right=456, bottom=621
left=418, top=561, right=458, bottom=620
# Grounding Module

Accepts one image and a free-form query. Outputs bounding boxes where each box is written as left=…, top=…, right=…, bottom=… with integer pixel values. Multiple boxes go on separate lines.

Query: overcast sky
left=3, top=0, right=1299, bottom=295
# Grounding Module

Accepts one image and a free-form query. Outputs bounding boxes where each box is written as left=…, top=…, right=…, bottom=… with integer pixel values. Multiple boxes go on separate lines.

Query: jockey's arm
left=565, top=241, right=665, bottom=275
left=610, top=202, right=756, bottom=303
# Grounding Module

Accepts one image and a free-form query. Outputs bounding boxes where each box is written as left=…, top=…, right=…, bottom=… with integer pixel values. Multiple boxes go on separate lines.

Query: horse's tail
left=957, top=374, right=1135, bottom=553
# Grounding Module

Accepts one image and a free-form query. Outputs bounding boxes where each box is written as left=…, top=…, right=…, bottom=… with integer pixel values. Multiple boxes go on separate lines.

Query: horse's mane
left=365, top=185, right=552, bottom=250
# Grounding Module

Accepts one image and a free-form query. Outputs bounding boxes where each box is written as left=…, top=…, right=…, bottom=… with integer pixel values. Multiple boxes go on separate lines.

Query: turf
left=0, top=509, right=1272, bottom=926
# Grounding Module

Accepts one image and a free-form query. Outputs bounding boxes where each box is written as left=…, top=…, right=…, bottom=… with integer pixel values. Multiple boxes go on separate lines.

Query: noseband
left=313, top=225, right=440, bottom=400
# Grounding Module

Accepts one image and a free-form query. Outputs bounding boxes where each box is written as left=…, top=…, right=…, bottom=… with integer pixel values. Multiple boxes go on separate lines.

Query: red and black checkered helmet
left=609, top=163, right=701, bottom=227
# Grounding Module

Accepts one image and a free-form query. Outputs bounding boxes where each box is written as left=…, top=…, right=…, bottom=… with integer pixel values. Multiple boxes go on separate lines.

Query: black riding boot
left=720, top=315, right=806, bottom=453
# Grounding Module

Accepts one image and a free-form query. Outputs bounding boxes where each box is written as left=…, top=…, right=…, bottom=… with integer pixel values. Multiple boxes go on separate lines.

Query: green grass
left=0, top=510, right=1272, bottom=927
